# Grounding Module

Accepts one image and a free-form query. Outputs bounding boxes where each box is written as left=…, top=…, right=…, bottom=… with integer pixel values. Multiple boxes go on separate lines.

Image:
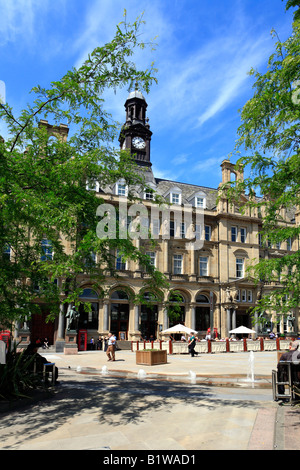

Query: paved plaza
left=1, top=348, right=300, bottom=451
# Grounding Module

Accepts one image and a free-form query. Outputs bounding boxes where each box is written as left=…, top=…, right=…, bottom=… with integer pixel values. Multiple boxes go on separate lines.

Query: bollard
left=260, top=337, right=264, bottom=351
left=276, top=337, right=280, bottom=350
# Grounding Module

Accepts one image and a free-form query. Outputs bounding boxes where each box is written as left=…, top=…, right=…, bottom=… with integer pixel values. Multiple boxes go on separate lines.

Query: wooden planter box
left=136, top=349, right=167, bottom=366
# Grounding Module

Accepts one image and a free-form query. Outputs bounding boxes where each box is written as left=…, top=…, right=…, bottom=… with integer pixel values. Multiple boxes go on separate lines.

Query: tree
left=0, top=14, right=168, bottom=329
left=284, top=0, right=300, bottom=22
left=220, top=2, right=300, bottom=327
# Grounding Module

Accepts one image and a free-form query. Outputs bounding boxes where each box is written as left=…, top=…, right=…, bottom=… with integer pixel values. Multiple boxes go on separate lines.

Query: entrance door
left=169, top=305, right=185, bottom=340
left=30, top=306, right=55, bottom=345
left=195, top=306, right=210, bottom=333
left=110, top=303, right=129, bottom=338
left=141, top=305, right=158, bottom=340
left=236, top=311, right=250, bottom=329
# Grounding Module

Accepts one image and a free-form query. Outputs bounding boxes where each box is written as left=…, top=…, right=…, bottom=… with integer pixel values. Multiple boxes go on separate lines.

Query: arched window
left=111, top=290, right=129, bottom=300
left=110, top=289, right=129, bottom=339
left=141, top=292, right=158, bottom=340
left=168, top=291, right=186, bottom=329
left=78, top=288, right=99, bottom=330
left=196, top=294, right=209, bottom=303
left=79, top=288, right=99, bottom=299
left=195, top=293, right=210, bottom=332
left=169, top=291, right=185, bottom=303
left=143, top=291, right=158, bottom=302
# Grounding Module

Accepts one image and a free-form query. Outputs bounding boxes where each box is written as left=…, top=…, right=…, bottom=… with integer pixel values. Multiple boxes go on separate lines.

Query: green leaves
left=284, top=0, right=300, bottom=22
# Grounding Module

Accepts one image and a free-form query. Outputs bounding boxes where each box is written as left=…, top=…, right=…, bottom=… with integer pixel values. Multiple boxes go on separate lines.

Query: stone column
left=163, top=240, right=168, bottom=273
left=190, top=247, right=195, bottom=275
left=254, top=312, right=259, bottom=336
left=134, top=304, right=140, bottom=331
left=190, top=305, right=196, bottom=331
left=131, top=303, right=141, bottom=340
left=57, top=303, right=65, bottom=338
left=231, top=308, right=236, bottom=331
left=55, top=303, right=66, bottom=352
left=226, top=308, right=231, bottom=337
left=103, top=301, right=109, bottom=332
left=163, top=308, right=169, bottom=330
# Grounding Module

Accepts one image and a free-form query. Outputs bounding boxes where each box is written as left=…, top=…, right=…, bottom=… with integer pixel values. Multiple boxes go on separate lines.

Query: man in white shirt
left=106, top=332, right=116, bottom=361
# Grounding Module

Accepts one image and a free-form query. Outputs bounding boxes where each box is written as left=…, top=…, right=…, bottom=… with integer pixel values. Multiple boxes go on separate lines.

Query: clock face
left=132, top=136, right=146, bottom=149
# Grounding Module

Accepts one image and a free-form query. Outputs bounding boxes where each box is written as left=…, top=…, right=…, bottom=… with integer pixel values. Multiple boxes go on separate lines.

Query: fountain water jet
left=247, top=350, right=255, bottom=386
left=189, top=370, right=196, bottom=384
left=137, top=369, right=147, bottom=379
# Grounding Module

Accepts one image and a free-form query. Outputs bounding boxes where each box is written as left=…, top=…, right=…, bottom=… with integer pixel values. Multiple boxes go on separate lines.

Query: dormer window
left=189, top=190, right=206, bottom=209
left=143, top=182, right=156, bottom=200
left=196, top=197, right=205, bottom=208
left=171, top=192, right=181, bottom=204
left=164, top=186, right=182, bottom=205
left=144, top=190, right=154, bottom=200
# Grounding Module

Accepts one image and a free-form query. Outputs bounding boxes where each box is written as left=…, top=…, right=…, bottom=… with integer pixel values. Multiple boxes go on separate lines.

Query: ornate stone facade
left=27, top=91, right=300, bottom=347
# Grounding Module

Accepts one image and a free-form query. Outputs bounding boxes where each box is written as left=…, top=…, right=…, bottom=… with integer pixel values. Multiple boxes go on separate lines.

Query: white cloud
left=72, top=0, right=165, bottom=69
left=0, top=0, right=53, bottom=45
left=146, top=3, right=276, bottom=134
left=151, top=164, right=182, bottom=183
left=172, top=153, right=189, bottom=166
left=195, top=37, right=270, bottom=127
left=70, top=0, right=272, bottom=139
left=194, top=156, right=224, bottom=173
left=0, top=0, right=35, bottom=44
left=0, top=0, right=67, bottom=57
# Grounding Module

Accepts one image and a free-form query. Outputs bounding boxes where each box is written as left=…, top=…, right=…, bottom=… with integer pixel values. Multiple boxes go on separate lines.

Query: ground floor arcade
left=12, top=279, right=298, bottom=351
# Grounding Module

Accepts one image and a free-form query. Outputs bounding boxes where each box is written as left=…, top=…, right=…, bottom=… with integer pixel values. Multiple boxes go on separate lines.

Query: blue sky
left=0, top=0, right=295, bottom=189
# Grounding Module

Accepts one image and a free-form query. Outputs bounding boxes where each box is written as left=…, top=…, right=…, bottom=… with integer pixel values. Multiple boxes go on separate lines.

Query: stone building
left=26, top=90, right=299, bottom=349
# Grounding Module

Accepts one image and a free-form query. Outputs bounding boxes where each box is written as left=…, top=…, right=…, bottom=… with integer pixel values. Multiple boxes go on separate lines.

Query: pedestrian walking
left=188, top=333, right=197, bottom=357
left=106, top=332, right=116, bottom=361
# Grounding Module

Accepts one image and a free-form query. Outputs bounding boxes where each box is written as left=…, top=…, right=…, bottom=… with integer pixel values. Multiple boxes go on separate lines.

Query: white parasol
left=161, top=324, right=198, bottom=335
left=229, top=325, right=256, bottom=334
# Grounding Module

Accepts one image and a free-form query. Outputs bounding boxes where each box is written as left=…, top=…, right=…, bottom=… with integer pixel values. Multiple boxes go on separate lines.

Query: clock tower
left=119, top=88, right=152, bottom=167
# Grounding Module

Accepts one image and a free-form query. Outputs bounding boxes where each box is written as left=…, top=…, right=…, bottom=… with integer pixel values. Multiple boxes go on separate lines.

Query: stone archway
left=195, top=293, right=210, bottom=334
left=167, top=290, right=189, bottom=339
left=140, top=291, right=159, bottom=340
left=109, top=289, right=130, bottom=340
left=78, top=288, right=99, bottom=330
